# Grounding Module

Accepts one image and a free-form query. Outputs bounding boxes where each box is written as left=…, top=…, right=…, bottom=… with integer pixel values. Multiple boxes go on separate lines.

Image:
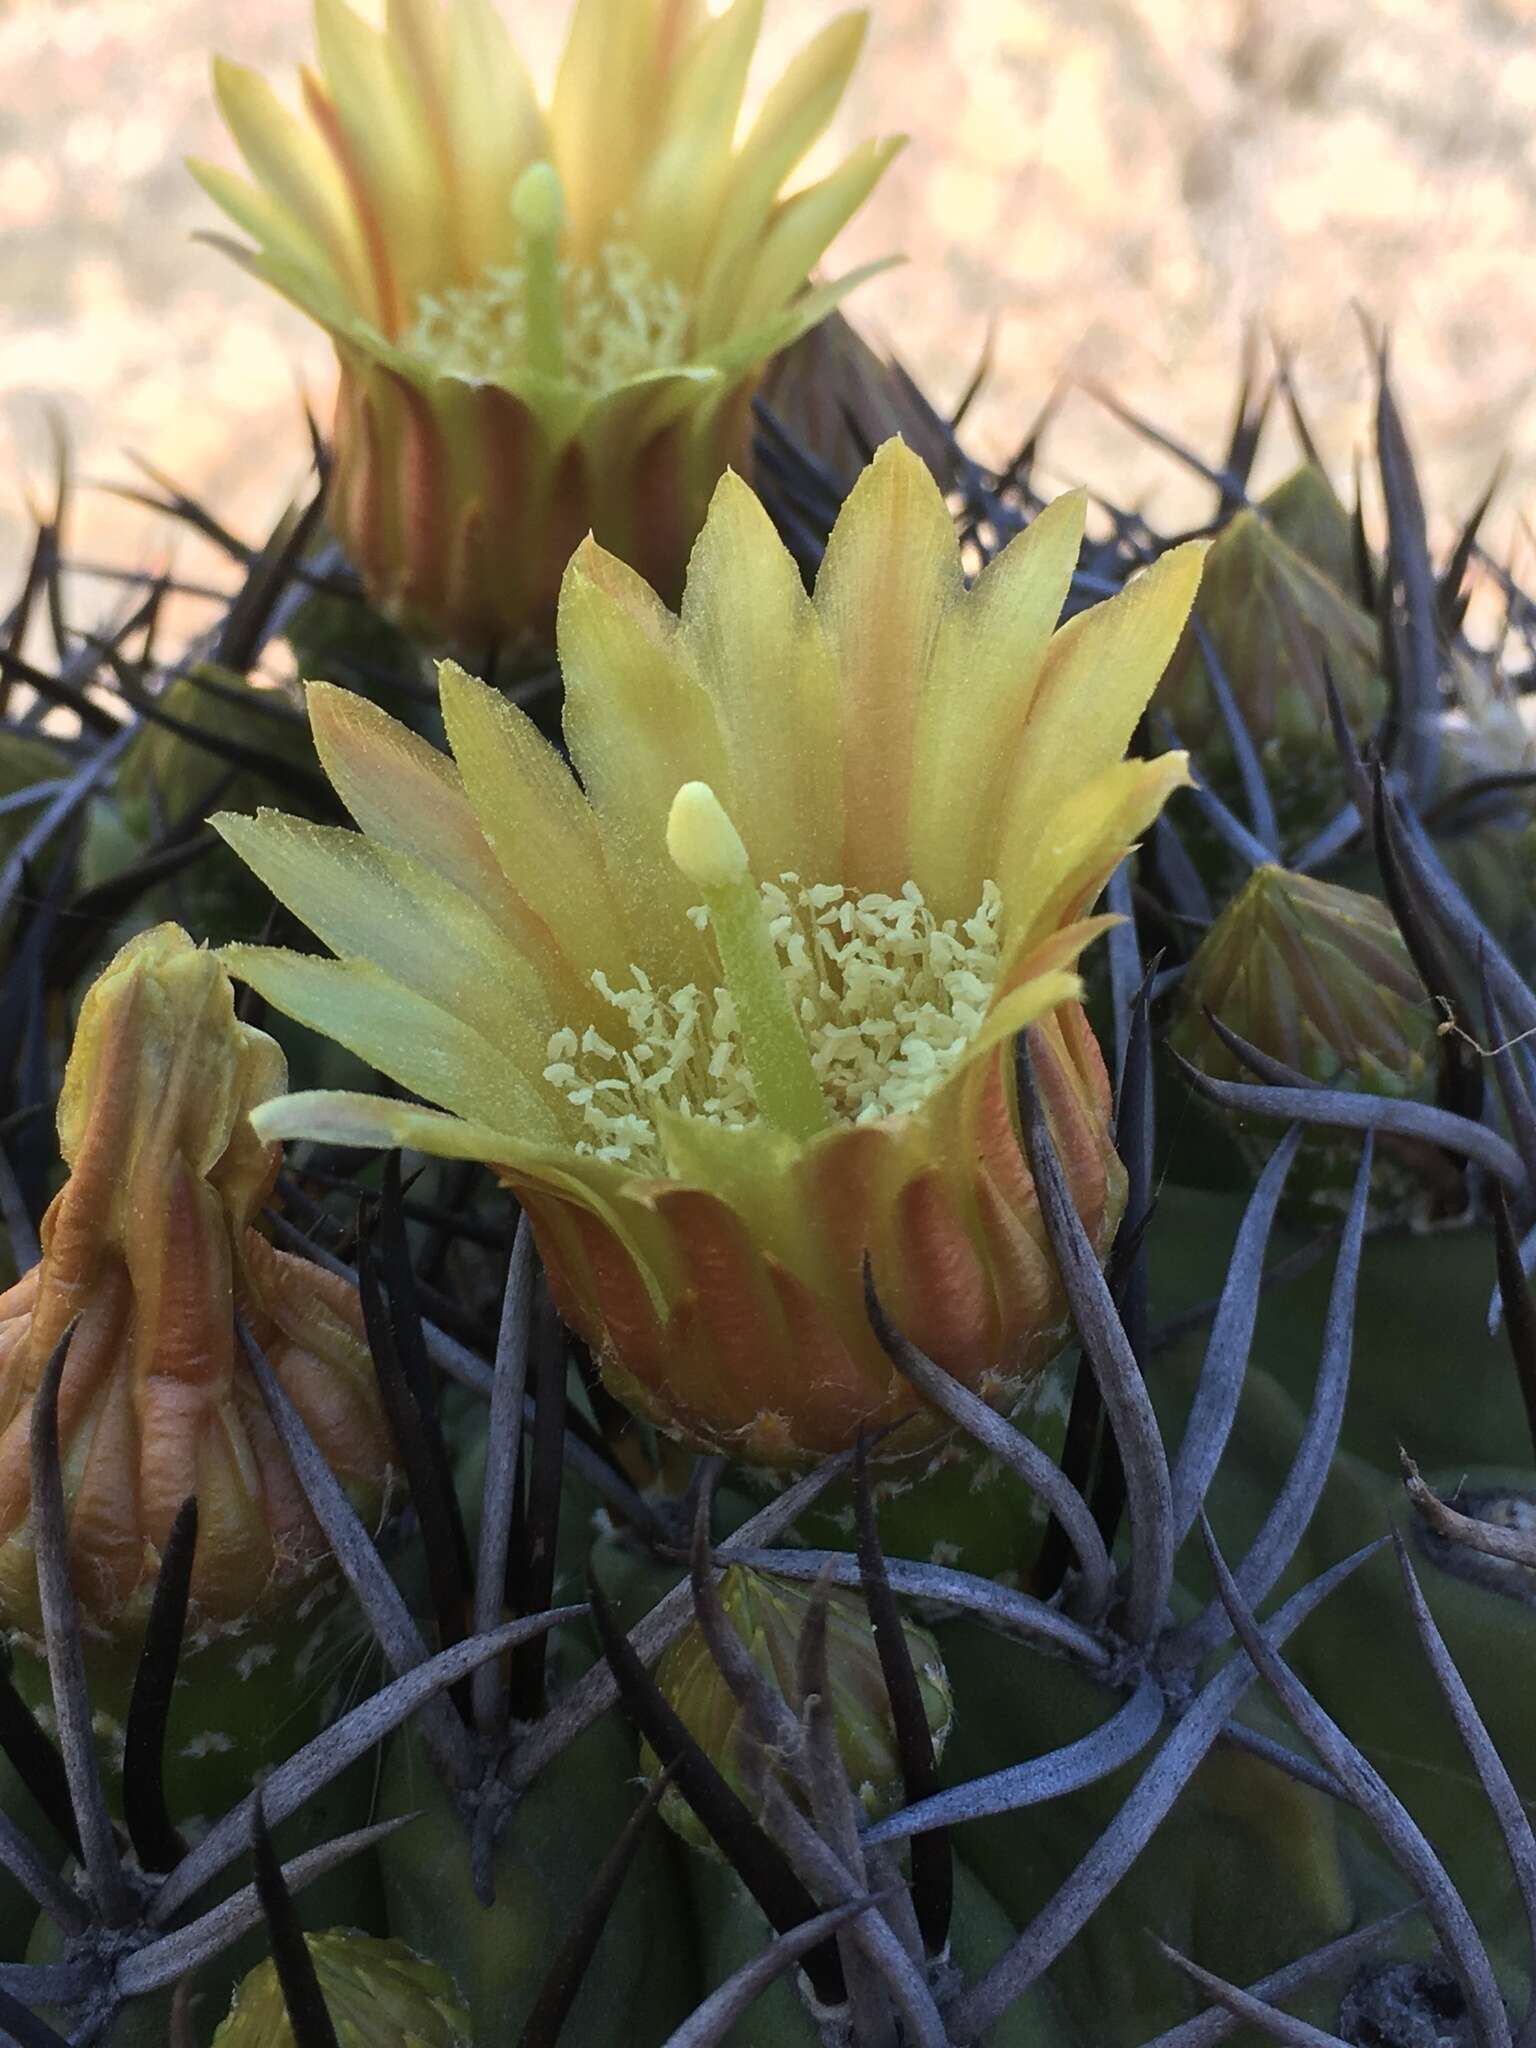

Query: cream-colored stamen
left=543, top=874, right=1004, bottom=1172
left=401, top=212, right=691, bottom=397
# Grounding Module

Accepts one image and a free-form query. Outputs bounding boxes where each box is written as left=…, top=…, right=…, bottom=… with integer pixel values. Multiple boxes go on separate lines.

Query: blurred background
left=2, top=0, right=1534, bottom=595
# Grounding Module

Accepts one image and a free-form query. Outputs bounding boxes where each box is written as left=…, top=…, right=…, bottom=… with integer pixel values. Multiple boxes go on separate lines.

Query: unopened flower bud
left=1172, top=865, right=1443, bottom=1217
left=1257, top=462, right=1358, bottom=595
left=642, top=1566, right=951, bottom=1852
left=1158, top=509, right=1386, bottom=847
left=212, top=1932, right=470, bottom=2047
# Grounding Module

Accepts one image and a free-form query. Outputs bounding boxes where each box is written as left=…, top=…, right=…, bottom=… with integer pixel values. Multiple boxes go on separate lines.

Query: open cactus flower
left=0, top=925, right=394, bottom=1651
left=217, top=442, right=1203, bottom=1463
left=193, top=0, right=903, bottom=646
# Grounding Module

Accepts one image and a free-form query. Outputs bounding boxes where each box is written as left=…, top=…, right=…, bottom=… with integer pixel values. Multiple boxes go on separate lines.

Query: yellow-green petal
left=222, top=946, right=563, bottom=1142
left=812, top=439, right=964, bottom=890
left=909, top=489, right=1087, bottom=918
left=679, top=469, right=842, bottom=884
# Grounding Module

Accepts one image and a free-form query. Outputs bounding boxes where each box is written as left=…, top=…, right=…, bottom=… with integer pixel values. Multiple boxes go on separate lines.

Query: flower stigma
left=543, top=782, right=1005, bottom=1172
left=401, top=161, right=691, bottom=395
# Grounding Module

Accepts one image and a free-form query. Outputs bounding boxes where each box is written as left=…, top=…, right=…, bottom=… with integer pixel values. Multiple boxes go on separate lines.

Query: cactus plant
left=5, top=30, right=1536, bottom=2043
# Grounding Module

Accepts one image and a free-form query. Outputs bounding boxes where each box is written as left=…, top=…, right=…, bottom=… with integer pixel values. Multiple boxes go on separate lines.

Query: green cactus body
left=798, top=1356, right=1075, bottom=1583
left=376, top=1712, right=698, bottom=2044
left=211, top=1931, right=471, bottom=2045
left=1153, top=1187, right=1536, bottom=1979
left=684, top=1852, right=1078, bottom=2046
left=4, top=1577, right=375, bottom=1828
left=936, top=1619, right=1353, bottom=2045
left=26, top=1744, right=387, bottom=2046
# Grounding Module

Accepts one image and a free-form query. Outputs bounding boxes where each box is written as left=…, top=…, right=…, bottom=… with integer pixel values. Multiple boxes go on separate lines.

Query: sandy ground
left=2, top=0, right=1534, bottom=611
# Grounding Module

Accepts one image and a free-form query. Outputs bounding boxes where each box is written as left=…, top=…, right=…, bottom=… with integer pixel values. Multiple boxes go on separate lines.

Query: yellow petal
left=960, top=970, right=1085, bottom=1066
left=717, top=137, right=905, bottom=337
left=210, top=56, right=371, bottom=309
left=679, top=470, right=842, bottom=884
left=812, top=439, right=964, bottom=890
left=435, top=658, right=630, bottom=980
left=186, top=161, right=342, bottom=322
left=312, top=0, right=441, bottom=314
left=222, top=946, right=562, bottom=1142
left=909, top=490, right=1086, bottom=918
left=550, top=0, right=677, bottom=251
left=1001, top=754, right=1193, bottom=957
left=631, top=0, right=764, bottom=287
left=443, top=0, right=547, bottom=270
left=986, top=539, right=1207, bottom=884
left=717, top=12, right=869, bottom=248
left=211, top=809, right=556, bottom=1057
left=557, top=540, right=730, bottom=984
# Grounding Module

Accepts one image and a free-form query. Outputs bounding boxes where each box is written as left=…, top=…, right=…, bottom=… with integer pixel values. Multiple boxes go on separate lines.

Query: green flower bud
left=118, top=665, right=316, bottom=825
left=212, top=1932, right=470, bottom=2047
left=1158, top=510, right=1387, bottom=846
left=1257, top=462, right=1358, bottom=595
left=1171, top=865, right=1443, bottom=1218
left=643, top=1567, right=952, bottom=1853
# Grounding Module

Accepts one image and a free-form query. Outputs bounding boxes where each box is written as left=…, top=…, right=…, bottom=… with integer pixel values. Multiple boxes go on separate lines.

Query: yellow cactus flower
left=192, top=0, right=902, bottom=647
left=0, top=925, right=394, bottom=1640
left=218, top=443, right=1204, bottom=1464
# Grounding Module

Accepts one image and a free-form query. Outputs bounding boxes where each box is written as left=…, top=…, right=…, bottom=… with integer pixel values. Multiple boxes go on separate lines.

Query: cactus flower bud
left=642, top=1566, right=952, bottom=1850
left=1171, top=865, right=1443, bottom=1216
left=0, top=927, right=395, bottom=1809
left=194, top=0, right=902, bottom=648
left=1256, top=462, right=1358, bottom=595
left=219, top=444, right=1205, bottom=1463
left=212, top=1932, right=470, bottom=2046
left=1157, top=509, right=1386, bottom=848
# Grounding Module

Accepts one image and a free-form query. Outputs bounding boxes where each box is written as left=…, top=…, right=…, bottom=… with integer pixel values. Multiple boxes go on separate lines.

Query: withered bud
left=0, top=925, right=393, bottom=1645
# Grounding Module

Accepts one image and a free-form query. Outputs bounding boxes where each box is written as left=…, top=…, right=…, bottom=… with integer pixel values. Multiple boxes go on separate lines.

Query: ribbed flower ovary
left=401, top=241, right=691, bottom=395
left=543, top=877, right=1003, bottom=1170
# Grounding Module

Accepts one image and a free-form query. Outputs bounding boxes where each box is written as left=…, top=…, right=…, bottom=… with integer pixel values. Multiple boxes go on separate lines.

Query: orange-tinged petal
left=813, top=439, right=964, bottom=889
left=878, top=1166, right=1000, bottom=1381
left=647, top=1185, right=796, bottom=1437
left=312, top=0, right=442, bottom=315
left=304, top=682, right=519, bottom=920
left=209, top=55, right=374, bottom=314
